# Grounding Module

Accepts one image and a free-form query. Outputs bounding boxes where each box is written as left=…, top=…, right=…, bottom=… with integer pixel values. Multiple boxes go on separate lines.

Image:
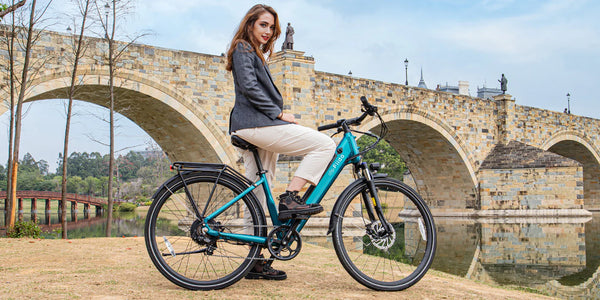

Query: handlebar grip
left=360, top=96, right=377, bottom=115
left=360, top=96, right=370, bottom=107
left=318, top=122, right=339, bottom=131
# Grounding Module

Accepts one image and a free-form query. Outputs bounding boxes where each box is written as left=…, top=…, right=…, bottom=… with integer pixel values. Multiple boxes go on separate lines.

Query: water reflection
left=1, top=205, right=146, bottom=239
left=432, top=214, right=599, bottom=298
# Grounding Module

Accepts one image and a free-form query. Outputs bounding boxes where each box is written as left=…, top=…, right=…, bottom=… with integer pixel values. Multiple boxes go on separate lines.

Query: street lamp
left=404, top=58, right=409, bottom=85
left=104, top=2, right=110, bottom=39
left=566, top=93, right=571, bottom=114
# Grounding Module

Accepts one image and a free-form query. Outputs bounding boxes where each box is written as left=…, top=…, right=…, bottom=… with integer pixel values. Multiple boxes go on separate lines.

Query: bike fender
left=327, top=177, right=367, bottom=235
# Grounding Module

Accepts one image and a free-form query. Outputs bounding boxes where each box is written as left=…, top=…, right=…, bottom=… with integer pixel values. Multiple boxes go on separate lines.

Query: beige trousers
left=233, top=124, right=336, bottom=220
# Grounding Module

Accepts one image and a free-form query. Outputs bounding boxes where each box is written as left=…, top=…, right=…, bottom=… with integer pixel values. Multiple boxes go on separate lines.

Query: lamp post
left=404, top=58, right=409, bottom=85
left=104, top=2, right=110, bottom=38
left=566, top=93, right=571, bottom=114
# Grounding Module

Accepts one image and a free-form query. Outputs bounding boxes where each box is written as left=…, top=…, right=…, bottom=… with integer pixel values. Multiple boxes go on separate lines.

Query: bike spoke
left=145, top=172, right=264, bottom=290
left=333, top=178, right=436, bottom=291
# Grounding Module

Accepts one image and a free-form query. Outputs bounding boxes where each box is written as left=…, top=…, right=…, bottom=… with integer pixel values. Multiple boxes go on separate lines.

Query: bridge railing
left=0, top=190, right=111, bottom=206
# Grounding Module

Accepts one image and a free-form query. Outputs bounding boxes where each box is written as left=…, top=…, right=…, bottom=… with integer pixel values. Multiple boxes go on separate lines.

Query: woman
left=226, top=4, right=336, bottom=280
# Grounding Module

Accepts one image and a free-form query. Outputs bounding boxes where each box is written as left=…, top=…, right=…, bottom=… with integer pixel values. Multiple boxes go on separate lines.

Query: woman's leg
left=236, top=124, right=336, bottom=188
left=234, top=138, right=286, bottom=280
left=234, top=125, right=336, bottom=220
left=286, top=177, right=308, bottom=192
left=239, top=147, right=277, bottom=233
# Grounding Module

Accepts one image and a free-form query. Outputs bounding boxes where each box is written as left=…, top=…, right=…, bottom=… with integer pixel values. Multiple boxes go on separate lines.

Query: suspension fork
left=359, top=162, right=394, bottom=234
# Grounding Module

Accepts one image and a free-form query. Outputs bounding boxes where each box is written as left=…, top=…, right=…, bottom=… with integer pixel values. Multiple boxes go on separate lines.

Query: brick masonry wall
left=479, top=166, right=584, bottom=210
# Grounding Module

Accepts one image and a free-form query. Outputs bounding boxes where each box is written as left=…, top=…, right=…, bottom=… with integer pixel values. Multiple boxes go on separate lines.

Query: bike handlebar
left=317, top=96, right=377, bottom=131
left=317, top=121, right=342, bottom=131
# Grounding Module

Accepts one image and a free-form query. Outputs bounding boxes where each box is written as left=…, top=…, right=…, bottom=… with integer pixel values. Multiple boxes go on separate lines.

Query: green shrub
left=136, top=197, right=149, bottom=204
left=116, top=202, right=137, bottom=212
left=143, top=200, right=153, bottom=206
left=7, top=220, right=42, bottom=238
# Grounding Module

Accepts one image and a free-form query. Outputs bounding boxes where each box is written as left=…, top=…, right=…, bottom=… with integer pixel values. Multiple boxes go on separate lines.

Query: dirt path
left=0, top=237, right=554, bottom=299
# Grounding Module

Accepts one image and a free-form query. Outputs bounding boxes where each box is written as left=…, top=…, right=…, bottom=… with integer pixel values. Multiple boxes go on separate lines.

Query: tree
left=357, top=135, right=407, bottom=180
left=95, top=0, right=147, bottom=237
left=0, top=165, right=6, bottom=188
left=2, top=0, right=53, bottom=231
left=1, top=0, right=25, bottom=227
left=83, top=176, right=100, bottom=196
left=59, top=0, right=91, bottom=239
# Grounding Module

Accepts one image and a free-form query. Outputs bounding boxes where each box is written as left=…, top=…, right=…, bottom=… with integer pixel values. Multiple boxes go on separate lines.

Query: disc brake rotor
left=367, top=220, right=396, bottom=250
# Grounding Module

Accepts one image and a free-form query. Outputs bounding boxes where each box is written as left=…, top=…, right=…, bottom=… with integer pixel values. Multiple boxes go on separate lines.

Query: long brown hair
left=226, top=4, right=281, bottom=71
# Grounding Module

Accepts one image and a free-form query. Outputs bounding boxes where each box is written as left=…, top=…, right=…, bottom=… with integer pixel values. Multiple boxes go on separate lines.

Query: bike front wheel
left=332, top=177, right=436, bottom=291
left=144, top=170, right=266, bottom=290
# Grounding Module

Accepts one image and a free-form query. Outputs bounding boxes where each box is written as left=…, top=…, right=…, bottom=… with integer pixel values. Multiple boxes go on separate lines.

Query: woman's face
left=251, top=12, right=275, bottom=46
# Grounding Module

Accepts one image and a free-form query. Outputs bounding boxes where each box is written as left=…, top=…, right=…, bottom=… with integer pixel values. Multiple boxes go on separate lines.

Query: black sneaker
left=245, top=255, right=287, bottom=280
left=278, top=191, right=323, bottom=221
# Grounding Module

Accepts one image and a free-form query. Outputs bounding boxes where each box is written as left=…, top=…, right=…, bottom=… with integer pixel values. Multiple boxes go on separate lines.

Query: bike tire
left=332, top=177, right=436, bottom=291
left=144, top=170, right=266, bottom=290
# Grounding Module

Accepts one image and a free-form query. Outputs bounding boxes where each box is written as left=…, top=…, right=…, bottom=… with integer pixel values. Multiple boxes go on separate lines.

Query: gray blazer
left=229, top=41, right=289, bottom=133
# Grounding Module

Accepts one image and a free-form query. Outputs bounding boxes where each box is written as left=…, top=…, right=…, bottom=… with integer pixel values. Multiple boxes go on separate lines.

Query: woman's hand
left=278, top=112, right=297, bottom=124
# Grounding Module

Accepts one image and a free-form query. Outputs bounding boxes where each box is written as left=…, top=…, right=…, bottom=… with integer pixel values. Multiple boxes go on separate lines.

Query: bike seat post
left=250, top=147, right=267, bottom=176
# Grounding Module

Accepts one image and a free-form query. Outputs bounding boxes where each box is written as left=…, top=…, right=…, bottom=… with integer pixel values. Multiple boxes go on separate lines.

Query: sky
left=1, top=0, right=599, bottom=171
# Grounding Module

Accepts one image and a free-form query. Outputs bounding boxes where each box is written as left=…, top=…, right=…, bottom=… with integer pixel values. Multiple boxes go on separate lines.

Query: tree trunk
left=61, top=0, right=91, bottom=239
left=7, top=0, right=37, bottom=230
left=4, top=0, right=17, bottom=229
left=105, top=0, right=116, bottom=237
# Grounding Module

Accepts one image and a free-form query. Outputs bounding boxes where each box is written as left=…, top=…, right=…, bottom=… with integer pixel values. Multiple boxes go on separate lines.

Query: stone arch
left=362, top=108, right=479, bottom=210
left=0, top=71, right=237, bottom=165
left=542, top=131, right=600, bottom=210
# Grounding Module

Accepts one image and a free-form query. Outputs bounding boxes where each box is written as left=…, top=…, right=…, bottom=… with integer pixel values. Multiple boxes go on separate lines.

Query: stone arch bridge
left=1, top=28, right=599, bottom=214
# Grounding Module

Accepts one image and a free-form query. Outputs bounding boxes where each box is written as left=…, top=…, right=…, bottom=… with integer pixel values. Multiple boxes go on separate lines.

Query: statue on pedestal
left=499, top=74, right=508, bottom=94
left=282, top=22, right=294, bottom=50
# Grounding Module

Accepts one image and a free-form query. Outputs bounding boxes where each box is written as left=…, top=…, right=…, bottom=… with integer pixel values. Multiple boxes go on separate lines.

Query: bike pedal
left=292, top=214, right=310, bottom=220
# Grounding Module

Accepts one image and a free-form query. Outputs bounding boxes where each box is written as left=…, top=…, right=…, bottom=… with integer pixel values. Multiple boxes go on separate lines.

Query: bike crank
left=266, top=225, right=302, bottom=260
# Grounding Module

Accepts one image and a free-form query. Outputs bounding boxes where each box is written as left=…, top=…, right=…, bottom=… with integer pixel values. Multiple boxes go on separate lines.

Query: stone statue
left=499, top=74, right=507, bottom=94
left=282, top=22, right=294, bottom=50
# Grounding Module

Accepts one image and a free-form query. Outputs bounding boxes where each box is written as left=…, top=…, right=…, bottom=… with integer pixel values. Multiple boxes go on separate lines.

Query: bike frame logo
left=330, top=153, right=345, bottom=173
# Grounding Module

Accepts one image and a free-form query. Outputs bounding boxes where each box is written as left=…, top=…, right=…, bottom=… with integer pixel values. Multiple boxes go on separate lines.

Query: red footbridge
left=0, top=190, right=121, bottom=226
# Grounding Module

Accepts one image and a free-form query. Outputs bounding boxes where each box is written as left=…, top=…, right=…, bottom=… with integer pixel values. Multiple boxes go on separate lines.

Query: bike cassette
left=190, top=219, right=221, bottom=247
left=266, top=225, right=302, bottom=260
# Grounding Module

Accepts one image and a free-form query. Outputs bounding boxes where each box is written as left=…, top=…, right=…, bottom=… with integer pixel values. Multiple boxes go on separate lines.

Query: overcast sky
left=2, top=0, right=599, bottom=171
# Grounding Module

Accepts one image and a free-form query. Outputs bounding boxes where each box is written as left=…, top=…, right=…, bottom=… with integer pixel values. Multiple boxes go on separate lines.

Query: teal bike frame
left=202, top=130, right=362, bottom=245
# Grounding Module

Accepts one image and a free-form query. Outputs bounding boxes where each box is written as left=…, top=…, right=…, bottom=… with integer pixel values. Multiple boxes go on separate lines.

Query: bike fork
left=359, top=163, right=394, bottom=234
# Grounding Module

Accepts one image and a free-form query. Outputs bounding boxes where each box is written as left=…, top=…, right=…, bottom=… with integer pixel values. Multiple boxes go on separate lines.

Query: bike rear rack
left=171, top=161, right=253, bottom=187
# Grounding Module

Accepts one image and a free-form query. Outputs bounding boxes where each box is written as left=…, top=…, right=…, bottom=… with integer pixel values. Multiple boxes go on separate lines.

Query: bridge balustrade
left=0, top=190, right=117, bottom=226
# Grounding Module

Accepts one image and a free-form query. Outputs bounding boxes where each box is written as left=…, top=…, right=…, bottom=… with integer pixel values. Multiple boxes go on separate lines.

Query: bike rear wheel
left=144, top=171, right=266, bottom=290
left=332, top=177, right=436, bottom=291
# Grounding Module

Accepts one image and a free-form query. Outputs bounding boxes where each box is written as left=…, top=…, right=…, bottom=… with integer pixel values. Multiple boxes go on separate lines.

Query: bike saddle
left=231, top=135, right=257, bottom=150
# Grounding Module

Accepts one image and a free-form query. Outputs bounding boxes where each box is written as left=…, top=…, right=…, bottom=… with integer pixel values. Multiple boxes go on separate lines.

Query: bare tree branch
left=0, top=0, right=26, bottom=19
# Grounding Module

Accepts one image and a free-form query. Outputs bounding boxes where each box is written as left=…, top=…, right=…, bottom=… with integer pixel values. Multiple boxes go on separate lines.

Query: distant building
left=417, top=68, right=427, bottom=89
left=438, top=82, right=458, bottom=94
left=477, top=86, right=503, bottom=100
left=438, top=81, right=470, bottom=96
